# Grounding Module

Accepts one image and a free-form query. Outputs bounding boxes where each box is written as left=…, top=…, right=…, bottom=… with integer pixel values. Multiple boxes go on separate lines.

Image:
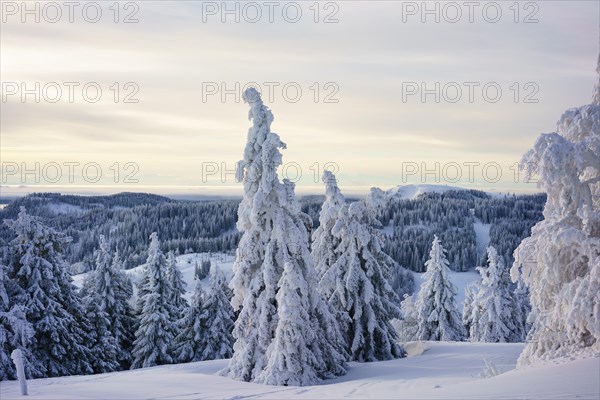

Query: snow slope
left=45, top=203, right=83, bottom=215
left=473, top=217, right=491, bottom=260
left=1, top=342, right=597, bottom=399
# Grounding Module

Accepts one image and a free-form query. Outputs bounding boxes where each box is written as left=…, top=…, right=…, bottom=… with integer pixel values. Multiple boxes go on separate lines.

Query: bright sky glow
left=1, top=1, right=599, bottom=198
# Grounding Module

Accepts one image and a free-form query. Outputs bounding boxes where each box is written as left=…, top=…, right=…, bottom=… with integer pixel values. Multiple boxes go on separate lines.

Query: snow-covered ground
left=1, top=342, right=597, bottom=399
left=381, top=219, right=395, bottom=237
left=44, top=203, right=83, bottom=215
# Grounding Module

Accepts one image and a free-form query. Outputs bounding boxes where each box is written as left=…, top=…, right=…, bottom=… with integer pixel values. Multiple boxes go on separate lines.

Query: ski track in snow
left=1, top=342, right=597, bottom=399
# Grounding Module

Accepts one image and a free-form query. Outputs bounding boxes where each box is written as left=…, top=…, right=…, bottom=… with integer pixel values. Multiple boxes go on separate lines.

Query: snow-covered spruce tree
left=82, top=286, right=119, bottom=373
left=0, top=260, right=15, bottom=380
left=134, top=252, right=151, bottom=317
left=4, top=208, right=95, bottom=377
left=195, top=267, right=234, bottom=361
left=312, top=171, right=352, bottom=341
left=258, top=261, right=319, bottom=385
left=131, top=232, right=176, bottom=369
left=82, top=236, right=136, bottom=370
left=174, top=278, right=205, bottom=363
left=314, top=173, right=408, bottom=360
left=511, top=56, right=600, bottom=364
left=511, top=269, right=531, bottom=343
left=224, top=88, right=347, bottom=385
left=312, top=170, right=346, bottom=281
left=467, top=247, right=517, bottom=343
left=394, top=294, right=419, bottom=342
left=174, top=266, right=234, bottom=363
left=81, top=236, right=119, bottom=373
left=462, top=282, right=478, bottom=340
left=365, top=187, right=415, bottom=300
left=166, top=251, right=188, bottom=322
left=107, top=250, right=137, bottom=369
left=326, top=199, right=404, bottom=361
left=415, top=235, right=465, bottom=341
left=0, top=259, right=38, bottom=380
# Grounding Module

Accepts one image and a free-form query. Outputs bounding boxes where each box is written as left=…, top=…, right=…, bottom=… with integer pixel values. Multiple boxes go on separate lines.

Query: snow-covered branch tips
left=222, top=86, right=350, bottom=385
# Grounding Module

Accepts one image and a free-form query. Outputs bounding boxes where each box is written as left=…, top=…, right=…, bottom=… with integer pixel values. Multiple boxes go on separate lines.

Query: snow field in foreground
left=1, top=342, right=598, bottom=399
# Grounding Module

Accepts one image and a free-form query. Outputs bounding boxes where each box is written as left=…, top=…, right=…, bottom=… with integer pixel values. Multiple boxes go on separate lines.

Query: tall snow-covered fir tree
left=415, top=235, right=465, bottom=341
left=131, top=232, right=176, bottom=369
left=321, top=192, right=404, bottom=361
left=135, top=267, right=150, bottom=317
left=82, top=285, right=119, bottom=373
left=0, top=259, right=14, bottom=380
left=4, top=208, right=95, bottom=378
left=511, top=56, right=600, bottom=364
left=0, top=259, right=37, bottom=380
left=81, top=236, right=119, bottom=373
left=364, top=187, right=415, bottom=299
left=466, top=246, right=517, bottom=343
left=174, top=277, right=204, bottom=363
left=312, top=170, right=346, bottom=281
left=223, top=87, right=347, bottom=385
left=313, top=173, right=409, bottom=361
left=196, top=267, right=234, bottom=361
left=166, top=251, right=188, bottom=334
left=395, top=294, right=419, bottom=342
left=311, top=171, right=352, bottom=344
left=81, top=236, right=136, bottom=370
left=462, top=282, right=477, bottom=339
left=511, top=269, right=531, bottom=343
left=258, top=261, right=319, bottom=385
left=174, top=267, right=234, bottom=363
left=108, top=249, right=137, bottom=369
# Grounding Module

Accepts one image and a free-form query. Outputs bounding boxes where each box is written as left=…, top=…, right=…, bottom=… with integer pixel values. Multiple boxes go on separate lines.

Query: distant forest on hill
left=0, top=190, right=544, bottom=274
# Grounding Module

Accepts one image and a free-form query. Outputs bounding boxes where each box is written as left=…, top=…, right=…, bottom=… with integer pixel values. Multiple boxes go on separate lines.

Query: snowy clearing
left=45, top=203, right=83, bottom=215
left=473, top=217, right=491, bottom=259
left=1, top=342, right=597, bottom=400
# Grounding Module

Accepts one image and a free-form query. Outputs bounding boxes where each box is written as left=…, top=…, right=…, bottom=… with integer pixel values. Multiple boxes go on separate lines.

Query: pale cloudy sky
left=1, top=1, right=599, bottom=198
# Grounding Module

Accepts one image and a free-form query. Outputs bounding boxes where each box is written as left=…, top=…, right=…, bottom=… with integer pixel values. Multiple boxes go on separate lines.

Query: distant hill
left=0, top=188, right=545, bottom=276
left=0, top=192, right=239, bottom=271
left=377, top=188, right=545, bottom=271
left=0, top=192, right=173, bottom=218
